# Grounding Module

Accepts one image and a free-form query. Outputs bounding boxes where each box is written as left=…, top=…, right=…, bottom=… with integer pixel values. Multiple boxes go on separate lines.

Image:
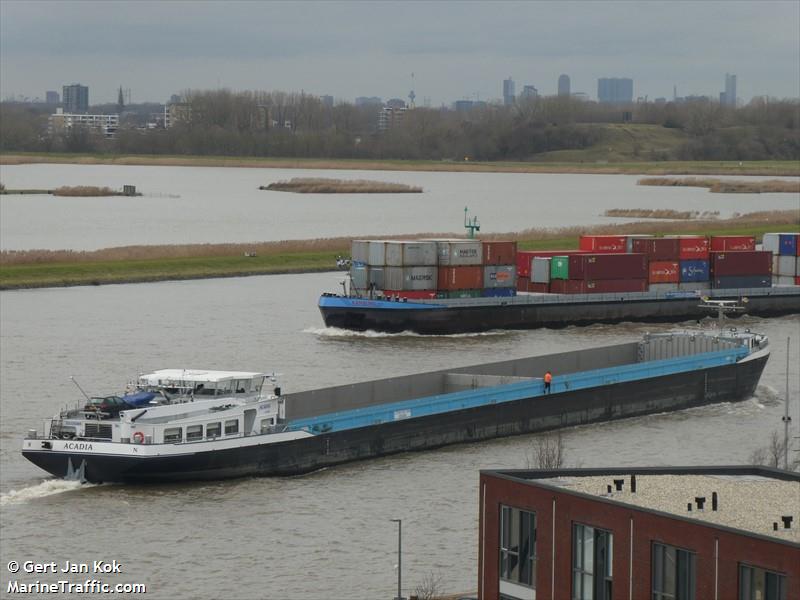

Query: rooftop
left=488, top=466, right=799, bottom=544
left=140, top=369, right=266, bottom=384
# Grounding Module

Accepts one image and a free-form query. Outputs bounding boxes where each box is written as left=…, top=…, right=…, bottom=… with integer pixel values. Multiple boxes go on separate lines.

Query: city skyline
left=1, top=1, right=799, bottom=105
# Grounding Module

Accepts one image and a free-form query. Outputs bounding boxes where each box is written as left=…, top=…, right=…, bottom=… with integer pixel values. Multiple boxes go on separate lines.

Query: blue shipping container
left=680, top=260, right=710, bottom=282
left=779, top=234, right=798, bottom=256
left=713, top=275, right=771, bottom=289
left=482, top=288, right=517, bottom=298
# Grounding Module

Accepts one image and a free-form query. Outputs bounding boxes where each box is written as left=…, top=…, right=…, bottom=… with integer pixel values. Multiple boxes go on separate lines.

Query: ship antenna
left=70, top=376, right=91, bottom=402
left=464, top=206, right=480, bottom=239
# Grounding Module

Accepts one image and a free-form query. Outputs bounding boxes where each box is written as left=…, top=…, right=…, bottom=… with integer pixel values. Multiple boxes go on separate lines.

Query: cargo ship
left=319, top=233, right=800, bottom=334
left=22, top=330, right=769, bottom=483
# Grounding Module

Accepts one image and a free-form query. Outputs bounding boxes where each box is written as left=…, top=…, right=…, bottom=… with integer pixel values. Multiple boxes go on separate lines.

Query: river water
left=1, top=164, right=799, bottom=250
left=1, top=271, right=798, bottom=599
left=1, top=165, right=799, bottom=598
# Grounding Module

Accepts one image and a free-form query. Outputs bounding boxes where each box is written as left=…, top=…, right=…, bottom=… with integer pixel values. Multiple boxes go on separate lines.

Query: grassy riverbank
left=3, top=152, right=800, bottom=176
left=2, top=214, right=797, bottom=290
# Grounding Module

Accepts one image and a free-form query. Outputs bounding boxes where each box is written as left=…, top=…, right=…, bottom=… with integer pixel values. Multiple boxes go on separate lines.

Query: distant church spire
left=117, top=86, right=125, bottom=114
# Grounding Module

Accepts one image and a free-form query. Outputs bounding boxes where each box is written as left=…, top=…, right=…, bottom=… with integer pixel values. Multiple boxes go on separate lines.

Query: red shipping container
left=516, top=277, right=549, bottom=293
left=649, top=261, right=680, bottom=283
left=585, top=279, right=648, bottom=293
left=549, top=279, right=586, bottom=294
left=568, top=253, right=648, bottom=280
left=437, top=266, right=484, bottom=290
left=516, top=250, right=585, bottom=277
left=796, top=277, right=800, bottom=284
left=382, top=290, right=437, bottom=300
left=631, top=238, right=681, bottom=261
left=710, top=235, right=756, bottom=252
left=482, top=241, right=517, bottom=266
left=710, top=251, right=772, bottom=276
left=668, top=236, right=710, bottom=260
left=579, top=235, right=627, bottom=254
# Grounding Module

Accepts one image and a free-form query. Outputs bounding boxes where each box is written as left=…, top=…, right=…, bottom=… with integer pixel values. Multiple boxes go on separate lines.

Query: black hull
left=23, top=354, right=768, bottom=484
left=321, top=294, right=800, bottom=334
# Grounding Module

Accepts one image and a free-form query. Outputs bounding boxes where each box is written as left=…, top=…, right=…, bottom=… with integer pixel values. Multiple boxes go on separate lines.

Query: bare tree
left=748, top=430, right=789, bottom=468
left=526, top=432, right=565, bottom=469
left=413, top=571, right=445, bottom=600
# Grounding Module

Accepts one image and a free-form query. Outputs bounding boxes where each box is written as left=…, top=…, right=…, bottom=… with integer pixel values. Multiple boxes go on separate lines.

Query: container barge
left=23, top=330, right=768, bottom=483
left=320, top=233, right=800, bottom=334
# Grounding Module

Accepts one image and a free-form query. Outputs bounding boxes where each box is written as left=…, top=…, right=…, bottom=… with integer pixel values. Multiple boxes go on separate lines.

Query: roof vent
left=712, top=491, right=718, bottom=511
left=613, top=479, right=624, bottom=492
left=630, top=474, right=637, bottom=494
left=773, top=522, right=779, bottom=531
left=687, top=503, right=693, bottom=512
left=781, top=516, right=793, bottom=529
left=695, top=496, right=706, bottom=511
left=606, top=484, right=612, bottom=496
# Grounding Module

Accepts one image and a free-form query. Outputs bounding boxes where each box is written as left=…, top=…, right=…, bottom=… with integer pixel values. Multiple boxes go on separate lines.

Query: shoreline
left=3, top=153, right=800, bottom=176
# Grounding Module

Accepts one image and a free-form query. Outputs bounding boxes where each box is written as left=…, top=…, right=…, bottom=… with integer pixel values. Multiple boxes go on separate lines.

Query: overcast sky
left=1, top=0, right=798, bottom=105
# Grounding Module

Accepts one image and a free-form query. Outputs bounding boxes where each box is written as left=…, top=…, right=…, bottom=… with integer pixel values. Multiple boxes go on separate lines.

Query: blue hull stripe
left=287, top=347, right=748, bottom=434
left=318, top=296, right=444, bottom=311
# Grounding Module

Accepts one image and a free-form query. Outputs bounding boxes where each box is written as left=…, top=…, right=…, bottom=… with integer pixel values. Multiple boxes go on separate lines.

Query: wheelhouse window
left=225, top=419, right=239, bottom=435
left=260, top=418, right=274, bottom=434
left=163, top=427, right=182, bottom=443
left=739, top=564, right=786, bottom=600
left=186, top=424, right=203, bottom=441
left=653, top=542, right=696, bottom=600
left=206, top=422, right=221, bottom=439
left=573, top=523, right=613, bottom=600
left=499, top=505, right=537, bottom=589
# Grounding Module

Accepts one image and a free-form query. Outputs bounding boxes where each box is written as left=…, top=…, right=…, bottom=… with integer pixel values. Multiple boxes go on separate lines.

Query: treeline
left=1, top=90, right=799, bottom=161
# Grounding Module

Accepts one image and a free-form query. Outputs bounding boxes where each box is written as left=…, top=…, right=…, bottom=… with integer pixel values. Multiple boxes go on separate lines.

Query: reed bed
left=3, top=211, right=797, bottom=267
left=638, top=177, right=800, bottom=194
left=603, top=208, right=720, bottom=220
left=263, top=178, right=422, bottom=193
left=52, top=186, right=121, bottom=197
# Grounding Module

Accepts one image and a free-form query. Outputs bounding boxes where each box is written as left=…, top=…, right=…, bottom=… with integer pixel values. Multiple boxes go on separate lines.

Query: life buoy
left=132, top=431, right=145, bottom=444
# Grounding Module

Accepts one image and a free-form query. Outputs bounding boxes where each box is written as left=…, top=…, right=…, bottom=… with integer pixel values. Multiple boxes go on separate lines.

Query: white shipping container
left=649, top=283, right=680, bottom=292
left=531, top=257, right=551, bottom=283
left=483, top=265, right=516, bottom=288
left=369, top=267, right=384, bottom=290
left=368, top=241, right=389, bottom=266
left=435, top=240, right=483, bottom=266
left=772, top=255, right=798, bottom=277
left=772, top=276, right=796, bottom=286
left=351, top=240, right=370, bottom=264
left=385, top=241, right=438, bottom=266
left=383, top=266, right=438, bottom=290
left=762, top=233, right=781, bottom=254
left=350, top=264, right=368, bottom=290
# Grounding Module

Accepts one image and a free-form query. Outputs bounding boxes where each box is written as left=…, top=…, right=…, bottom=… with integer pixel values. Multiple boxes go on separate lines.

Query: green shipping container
left=550, top=256, right=570, bottom=280
left=443, top=289, right=482, bottom=298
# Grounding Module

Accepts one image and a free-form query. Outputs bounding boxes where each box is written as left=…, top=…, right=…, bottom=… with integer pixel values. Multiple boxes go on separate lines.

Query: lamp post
left=391, top=518, right=402, bottom=600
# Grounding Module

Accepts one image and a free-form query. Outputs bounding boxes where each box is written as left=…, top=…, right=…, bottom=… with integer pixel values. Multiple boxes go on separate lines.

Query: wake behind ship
left=23, top=330, right=769, bottom=483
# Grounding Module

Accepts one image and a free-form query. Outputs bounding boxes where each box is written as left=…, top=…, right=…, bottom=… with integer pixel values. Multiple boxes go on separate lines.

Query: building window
left=163, top=427, right=182, bottom=443
left=572, top=523, right=613, bottom=600
left=652, top=542, right=696, bottom=600
left=739, top=564, right=787, bottom=600
left=225, top=419, right=239, bottom=435
left=499, top=505, right=537, bottom=588
left=206, top=422, right=221, bottom=439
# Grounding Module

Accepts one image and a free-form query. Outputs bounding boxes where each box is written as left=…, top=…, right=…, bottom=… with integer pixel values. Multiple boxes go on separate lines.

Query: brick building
left=478, top=466, right=798, bottom=600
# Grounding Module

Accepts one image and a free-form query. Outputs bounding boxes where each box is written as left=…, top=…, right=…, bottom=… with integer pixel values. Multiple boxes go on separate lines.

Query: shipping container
left=631, top=238, right=681, bottom=261
left=549, top=279, right=585, bottom=294
left=584, top=279, right=648, bottom=293
left=664, top=236, right=711, bottom=260
left=350, top=264, right=369, bottom=291
left=796, top=277, right=800, bottom=285
left=648, top=283, right=680, bottom=293
left=531, top=257, right=551, bottom=283
left=437, top=266, right=484, bottom=290
left=648, top=261, right=680, bottom=283
left=434, top=240, right=483, bottom=266
left=772, top=255, right=798, bottom=277
left=369, top=267, right=384, bottom=290
left=483, top=265, right=517, bottom=288
left=712, top=275, right=771, bottom=289
left=710, top=251, right=772, bottom=276
left=482, top=241, right=517, bottom=266
left=381, top=290, right=438, bottom=300
left=385, top=241, right=438, bottom=266
left=568, top=253, right=648, bottom=280
left=550, top=256, right=570, bottom=280
left=772, top=276, right=796, bottom=287
left=516, top=250, right=585, bottom=277
left=351, top=240, right=371, bottom=264
left=438, top=289, right=482, bottom=299
left=368, top=240, right=389, bottom=265
left=762, top=232, right=799, bottom=256
left=482, top=287, right=516, bottom=298
left=383, top=266, right=438, bottom=290
left=579, top=235, right=628, bottom=254
left=516, top=278, right=550, bottom=293
left=625, top=235, right=654, bottom=253
left=679, top=260, right=710, bottom=282
left=710, top=235, right=756, bottom=252
left=677, top=282, right=709, bottom=291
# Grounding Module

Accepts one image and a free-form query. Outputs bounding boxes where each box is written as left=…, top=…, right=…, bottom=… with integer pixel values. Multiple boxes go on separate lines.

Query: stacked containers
left=383, top=241, right=438, bottom=298
left=762, top=232, right=799, bottom=286
left=710, top=251, right=772, bottom=288
left=551, top=254, right=648, bottom=294
left=632, top=238, right=680, bottom=292
left=671, top=236, right=711, bottom=291
left=710, top=235, right=756, bottom=252
left=435, top=240, right=484, bottom=297
left=482, top=241, right=517, bottom=297
left=579, top=235, right=628, bottom=254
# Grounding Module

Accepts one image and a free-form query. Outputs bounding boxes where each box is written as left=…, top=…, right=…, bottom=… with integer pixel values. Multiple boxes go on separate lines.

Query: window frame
left=163, top=427, right=182, bottom=443
left=499, top=504, right=537, bottom=589
left=224, top=419, right=240, bottom=435
left=572, top=523, right=613, bottom=600
left=652, top=541, right=696, bottom=600
left=206, top=422, right=221, bottom=439
left=186, top=424, right=203, bottom=441
left=739, top=563, right=787, bottom=600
